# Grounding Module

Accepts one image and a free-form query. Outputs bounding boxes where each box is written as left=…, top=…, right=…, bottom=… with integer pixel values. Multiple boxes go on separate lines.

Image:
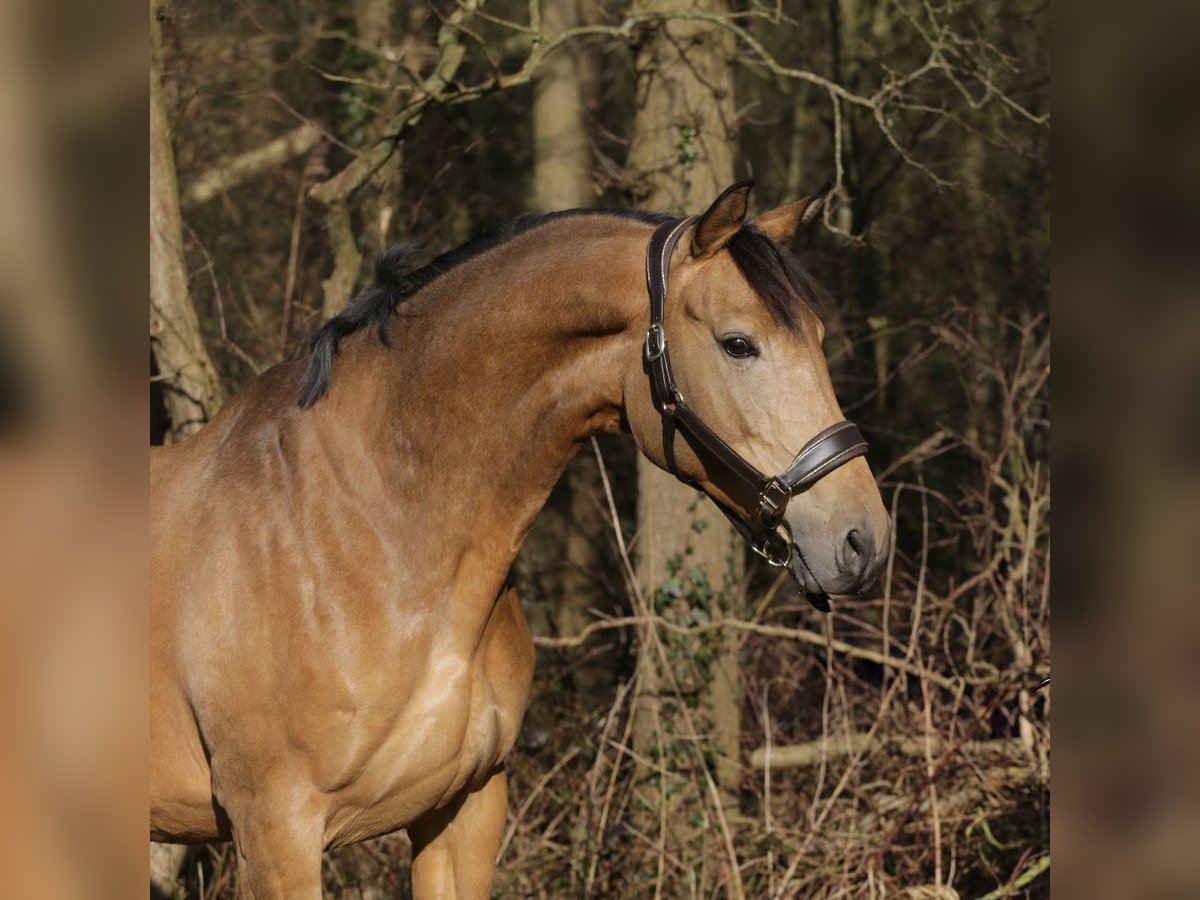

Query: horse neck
left=316, top=217, right=651, bottom=574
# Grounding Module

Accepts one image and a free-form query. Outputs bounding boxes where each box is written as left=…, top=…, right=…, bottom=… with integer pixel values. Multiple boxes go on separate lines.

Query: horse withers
left=149, top=182, right=890, bottom=898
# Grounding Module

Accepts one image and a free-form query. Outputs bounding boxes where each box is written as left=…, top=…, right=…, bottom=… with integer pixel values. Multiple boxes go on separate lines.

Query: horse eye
left=720, top=335, right=757, bottom=359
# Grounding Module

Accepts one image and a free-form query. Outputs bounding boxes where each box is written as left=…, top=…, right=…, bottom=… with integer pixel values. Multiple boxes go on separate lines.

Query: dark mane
left=297, top=208, right=670, bottom=407
left=297, top=208, right=821, bottom=407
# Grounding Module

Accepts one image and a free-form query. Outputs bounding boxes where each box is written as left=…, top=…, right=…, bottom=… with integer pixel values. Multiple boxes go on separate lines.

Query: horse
left=150, top=181, right=891, bottom=898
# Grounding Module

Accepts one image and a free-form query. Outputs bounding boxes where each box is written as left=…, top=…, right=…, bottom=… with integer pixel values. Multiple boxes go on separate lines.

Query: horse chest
left=328, top=588, right=534, bottom=845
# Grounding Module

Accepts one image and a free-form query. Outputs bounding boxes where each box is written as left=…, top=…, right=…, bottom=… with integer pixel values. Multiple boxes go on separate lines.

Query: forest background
left=149, top=0, right=1049, bottom=895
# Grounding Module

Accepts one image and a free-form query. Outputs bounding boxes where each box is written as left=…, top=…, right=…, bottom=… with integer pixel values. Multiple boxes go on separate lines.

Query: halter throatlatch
left=642, top=217, right=870, bottom=609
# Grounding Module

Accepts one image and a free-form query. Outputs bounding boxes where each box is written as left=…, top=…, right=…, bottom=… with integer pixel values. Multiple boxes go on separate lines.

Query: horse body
left=151, top=218, right=652, bottom=894
left=151, top=190, right=891, bottom=898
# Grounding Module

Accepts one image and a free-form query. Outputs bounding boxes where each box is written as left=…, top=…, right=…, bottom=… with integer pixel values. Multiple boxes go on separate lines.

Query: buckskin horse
left=150, top=182, right=891, bottom=898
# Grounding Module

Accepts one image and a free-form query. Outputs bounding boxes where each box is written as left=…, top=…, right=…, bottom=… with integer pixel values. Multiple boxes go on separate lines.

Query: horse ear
left=751, top=181, right=832, bottom=244
left=691, top=180, right=754, bottom=258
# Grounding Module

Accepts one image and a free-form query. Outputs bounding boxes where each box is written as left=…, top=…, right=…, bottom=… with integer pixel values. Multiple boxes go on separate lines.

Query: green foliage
left=677, top=123, right=699, bottom=171
left=333, top=26, right=383, bottom=147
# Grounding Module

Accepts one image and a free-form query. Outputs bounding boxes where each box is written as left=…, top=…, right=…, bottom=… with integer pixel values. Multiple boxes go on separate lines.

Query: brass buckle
left=757, top=480, right=790, bottom=526
left=644, top=325, right=666, bottom=362
left=751, top=531, right=792, bottom=567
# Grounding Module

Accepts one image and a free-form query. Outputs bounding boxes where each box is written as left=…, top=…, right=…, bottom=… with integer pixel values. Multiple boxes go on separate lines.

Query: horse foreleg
left=409, top=767, right=507, bottom=899
left=218, top=786, right=324, bottom=900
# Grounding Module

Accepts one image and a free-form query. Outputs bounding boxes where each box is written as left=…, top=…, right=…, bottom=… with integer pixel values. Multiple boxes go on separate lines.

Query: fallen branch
left=748, top=734, right=1024, bottom=770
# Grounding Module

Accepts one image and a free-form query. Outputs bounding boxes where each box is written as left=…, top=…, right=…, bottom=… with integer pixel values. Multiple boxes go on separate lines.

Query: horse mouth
left=786, top=552, right=833, bottom=611
left=788, top=558, right=820, bottom=594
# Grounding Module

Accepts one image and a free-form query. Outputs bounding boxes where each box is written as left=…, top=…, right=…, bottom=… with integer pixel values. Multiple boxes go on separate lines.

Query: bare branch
left=182, top=123, right=321, bottom=208
left=532, top=612, right=992, bottom=692
left=309, top=0, right=488, bottom=206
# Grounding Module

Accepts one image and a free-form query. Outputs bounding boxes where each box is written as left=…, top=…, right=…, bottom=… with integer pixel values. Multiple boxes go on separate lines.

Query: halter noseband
left=642, top=216, right=869, bottom=601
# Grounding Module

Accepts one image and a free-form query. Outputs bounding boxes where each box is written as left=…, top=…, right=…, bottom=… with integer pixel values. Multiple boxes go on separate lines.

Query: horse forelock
left=725, top=224, right=829, bottom=334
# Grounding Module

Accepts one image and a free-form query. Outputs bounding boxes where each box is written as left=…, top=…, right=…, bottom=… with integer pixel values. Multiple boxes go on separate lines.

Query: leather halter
left=642, top=216, right=870, bottom=577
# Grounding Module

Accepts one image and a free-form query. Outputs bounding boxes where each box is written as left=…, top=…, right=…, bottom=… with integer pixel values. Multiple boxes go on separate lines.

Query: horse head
left=622, top=182, right=892, bottom=599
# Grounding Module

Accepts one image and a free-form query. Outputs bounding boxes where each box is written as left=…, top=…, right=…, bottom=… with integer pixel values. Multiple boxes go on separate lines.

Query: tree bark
left=624, top=0, right=745, bottom=819
left=320, top=202, right=363, bottom=320
left=531, top=0, right=592, bottom=212
left=150, top=0, right=224, bottom=441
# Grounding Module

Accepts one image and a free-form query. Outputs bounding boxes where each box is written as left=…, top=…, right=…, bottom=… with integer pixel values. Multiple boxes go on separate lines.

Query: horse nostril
left=840, top=528, right=874, bottom=581
left=846, top=529, right=865, bottom=559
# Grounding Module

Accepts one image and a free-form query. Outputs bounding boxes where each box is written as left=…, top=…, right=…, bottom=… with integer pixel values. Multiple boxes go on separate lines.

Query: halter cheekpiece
left=641, top=216, right=870, bottom=593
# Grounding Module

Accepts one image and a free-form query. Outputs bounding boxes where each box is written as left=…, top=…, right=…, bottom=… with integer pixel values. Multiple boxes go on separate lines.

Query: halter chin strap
left=642, top=216, right=869, bottom=595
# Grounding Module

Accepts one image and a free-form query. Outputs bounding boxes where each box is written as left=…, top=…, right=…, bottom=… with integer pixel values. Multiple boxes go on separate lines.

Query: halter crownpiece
left=642, top=216, right=870, bottom=609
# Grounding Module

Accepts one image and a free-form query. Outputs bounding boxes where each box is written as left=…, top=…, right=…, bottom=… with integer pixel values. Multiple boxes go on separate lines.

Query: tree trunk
left=624, top=0, right=745, bottom=820
left=960, top=0, right=1003, bottom=454
left=150, top=0, right=224, bottom=441
left=528, top=0, right=601, bottom=652
left=319, top=0, right=402, bottom=321
left=963, top=130, right=1001, bottom=453
left=531, top=0, right=592, bottom=212
left=355, top=0, right=404, bottom=252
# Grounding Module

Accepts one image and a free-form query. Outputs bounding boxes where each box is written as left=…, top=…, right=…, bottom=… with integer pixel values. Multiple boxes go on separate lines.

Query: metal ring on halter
left=656, top=388, right=683, bottom=414
left=751, top=531, right=792, bottom=567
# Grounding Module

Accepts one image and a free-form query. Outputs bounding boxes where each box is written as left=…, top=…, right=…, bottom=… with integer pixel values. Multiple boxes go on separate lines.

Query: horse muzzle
left=789, top=514, right=891, bottom=603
